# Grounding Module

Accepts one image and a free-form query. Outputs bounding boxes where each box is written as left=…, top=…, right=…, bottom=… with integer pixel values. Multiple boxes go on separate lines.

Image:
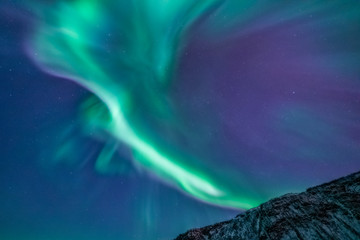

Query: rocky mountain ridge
left=174, top=171, right=360, bottom=240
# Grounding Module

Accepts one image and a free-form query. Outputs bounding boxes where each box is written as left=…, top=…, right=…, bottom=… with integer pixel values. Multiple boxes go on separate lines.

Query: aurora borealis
left=28, top=0, right=262, bottom=210
left=1, top=0, right=360, bottom=239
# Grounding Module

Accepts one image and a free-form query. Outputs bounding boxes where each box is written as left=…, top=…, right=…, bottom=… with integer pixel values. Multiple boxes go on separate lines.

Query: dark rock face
left=174, top=171, right=360, bottom=240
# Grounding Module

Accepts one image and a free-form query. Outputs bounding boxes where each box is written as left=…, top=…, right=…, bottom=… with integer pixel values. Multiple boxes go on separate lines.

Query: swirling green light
left=29, top=0, right=263, bottom=209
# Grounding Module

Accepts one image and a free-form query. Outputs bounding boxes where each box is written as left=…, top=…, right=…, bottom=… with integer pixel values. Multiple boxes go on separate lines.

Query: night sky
left=1, top=1, right=360, bottom=240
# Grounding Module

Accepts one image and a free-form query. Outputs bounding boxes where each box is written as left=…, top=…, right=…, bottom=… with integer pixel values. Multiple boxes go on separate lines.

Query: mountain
left=174, top=171, right=360, bottom=240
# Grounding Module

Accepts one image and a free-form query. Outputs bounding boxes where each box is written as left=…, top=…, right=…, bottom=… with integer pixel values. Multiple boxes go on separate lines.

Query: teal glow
left=28, top=0, right=265, bottom=209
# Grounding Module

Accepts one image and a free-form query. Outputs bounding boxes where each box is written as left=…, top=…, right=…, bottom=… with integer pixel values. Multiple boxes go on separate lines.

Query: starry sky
left=1, top=1, right=360, bottom=239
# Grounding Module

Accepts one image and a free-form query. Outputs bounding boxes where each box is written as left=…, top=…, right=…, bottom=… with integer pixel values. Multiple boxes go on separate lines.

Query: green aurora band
left=28, top=0, right=263, bottom=209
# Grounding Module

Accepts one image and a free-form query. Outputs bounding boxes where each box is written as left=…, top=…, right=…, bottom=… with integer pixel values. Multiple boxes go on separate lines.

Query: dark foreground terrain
left=175, top=171, right=360, bottom=240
